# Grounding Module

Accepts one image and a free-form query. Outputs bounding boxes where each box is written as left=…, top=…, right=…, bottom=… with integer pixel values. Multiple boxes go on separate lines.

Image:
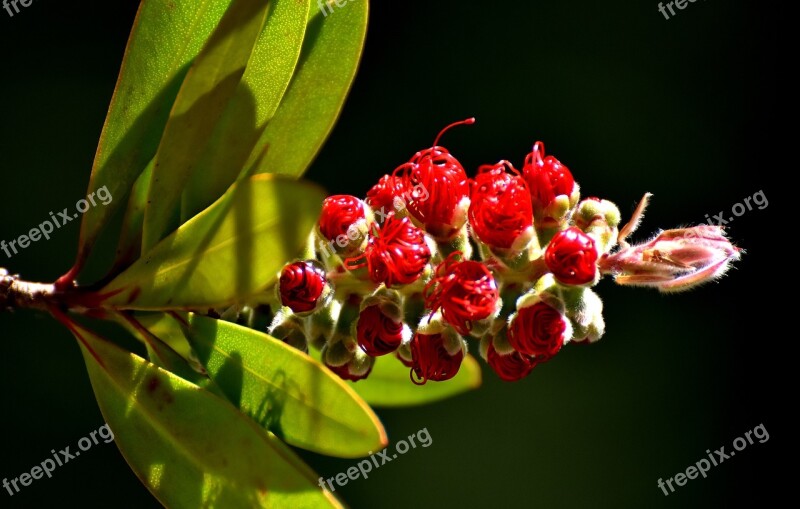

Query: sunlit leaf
left=182, top=0, right=312, bottom=220
left=115, top=311, right=217, bottom=395
left=128, top=311, right=198, bottom=365
left=71, top=0, right=236, bottom=279
left=142, top=0, right=272, bottom=253
left=111, top=158, right=153, bottom=274
left=248, top=1, right=369, bottom=177
left=133, top=312, right=388, bottom=458
left=63, top=319, right=342, bottom=508
left=98, top=175, right=324, bottom=310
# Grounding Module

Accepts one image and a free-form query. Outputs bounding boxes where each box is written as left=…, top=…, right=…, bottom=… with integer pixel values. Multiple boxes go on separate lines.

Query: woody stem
left=0, top=269, right=59, bottom=312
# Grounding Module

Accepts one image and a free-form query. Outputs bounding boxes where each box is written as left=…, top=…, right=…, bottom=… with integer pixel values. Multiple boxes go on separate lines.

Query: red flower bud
left=356, top=305, right=404, bottom=356
left=486, top=342, right=538, bottom=382
left=424, top=252, right=499, bottom=336
left=393, top=119, right=474, bottom=239
left=522, top=142, right=575, bottom=209
left=278, top=261, right=328, bottom=313
left=366, top=175, right=406, bottom=219
left=325, top=359, right=373, bottom=382
left=318, top=195, right=366, bottom=242
left=323, top=339, right=374, bottom=382
left=409, top=332, right=464, bottom=385
left=469, top=161, right=534, bottom=250
left=545, top=227, right=599, bottom=285
left=508, top=301, right=568, bottom=359
left=346, top=212, right=431, bottom=287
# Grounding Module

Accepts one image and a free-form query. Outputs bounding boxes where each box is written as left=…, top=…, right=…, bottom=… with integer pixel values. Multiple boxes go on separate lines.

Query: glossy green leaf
left=115, top=311, right=216, bottom=395
left=99, top=175, right=324, bottom=310
left=128, top=312, right=198, bottom=365
left=248, top=0, right=369, bottom=177
left=134, top=312, right=387, bottom=458
left=142, top=0, right=272, bottom=253
left=111, top=158, right=153, bottom=274
left=66, top=320, right=341, bottom=508
left=349, top=354, right=482, bottom=408
left=182, top=0, right=312, bottom=220
left=73, top=0, right=236, bottom=277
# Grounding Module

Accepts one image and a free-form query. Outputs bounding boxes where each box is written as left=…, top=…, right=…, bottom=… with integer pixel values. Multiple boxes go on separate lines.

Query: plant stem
left=0, top=269, right=58, bottom=312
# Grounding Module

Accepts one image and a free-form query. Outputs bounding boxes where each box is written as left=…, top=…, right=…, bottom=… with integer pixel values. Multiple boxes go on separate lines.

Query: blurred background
left=0, top=0, right=785, bottom=507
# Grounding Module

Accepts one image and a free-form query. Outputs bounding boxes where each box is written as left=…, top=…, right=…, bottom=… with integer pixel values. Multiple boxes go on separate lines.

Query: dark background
left=0, top=0, right=786, bottom=507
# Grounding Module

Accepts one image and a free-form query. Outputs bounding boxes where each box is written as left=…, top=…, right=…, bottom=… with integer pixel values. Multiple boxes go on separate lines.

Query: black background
left=0, top=0, right=787, bottom=507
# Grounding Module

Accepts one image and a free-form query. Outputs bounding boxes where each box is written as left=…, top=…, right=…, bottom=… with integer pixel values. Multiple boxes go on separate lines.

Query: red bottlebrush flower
left=508, top=301, right=568, bottom=358
left=366, top=174, right=406, bottom=218
left=545, top=227, right=599, bottom=285
left=393, top=118, right=474, bottom=239
left=409, top=332, right=464, bottom=385
left=424, top=252, right=499, bottom=336
left=486, top=342, right=538, bottom=382
left=278, top=261, right=328, bottom=313
left=318, top=195, right=366, bottom=242
left=346, top=212, right=431, bottom=287
left=356, top=305, right=404, bottom=356
left=469, top=161, right=534, bottom=250
left=325, top=360, right=373, bottom=382
left=522, top=141, right=575, bottom=209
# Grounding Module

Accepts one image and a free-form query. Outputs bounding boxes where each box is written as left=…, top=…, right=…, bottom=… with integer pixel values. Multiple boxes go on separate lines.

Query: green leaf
left=135, top=312, right=388, bottom=458
left=98, top=175, right=324, bottom=310
left=111, top=158, right=154, bottom=274
left=72, top=0, right=236, bottom=277
left=115, top=311, right=217, bottom=395
left=142, top=0, right=273, bottom=253
left=128, top=312, right=198, bottom=365
left=65, top=320, right=342, bottom=508
left=182, top=0, right=312, bottom=221
left=248, top=0, right=369, bottom=177
left=348, top=354, right=482, bottom=408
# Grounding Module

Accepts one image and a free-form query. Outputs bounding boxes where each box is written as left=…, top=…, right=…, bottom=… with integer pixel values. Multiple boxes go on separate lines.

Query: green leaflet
left=99, top=175, right=324, bottom=310
left=142, top=0, right=273, bottom=253
left=73, top=0, right=235, bottom=277
left=111, top=157, right=153, bottom=274
left=182, top=0, right=312, bottom=221
left=133, top=312, right=388, bottom=458
left=248, top=0, right=369, bottom=177
left=68, top=320, right=342, bottom=509
left=115, top=311, right=218, bottom=395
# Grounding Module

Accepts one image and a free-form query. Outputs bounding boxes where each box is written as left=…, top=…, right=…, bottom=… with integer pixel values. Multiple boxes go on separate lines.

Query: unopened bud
left=566, top=289, right=605, bottom=344
left=599, top=225, right=741, bottom=293
left=573, top=198, right=621, bottom=254
left=268, top=312, right=308, bottom=352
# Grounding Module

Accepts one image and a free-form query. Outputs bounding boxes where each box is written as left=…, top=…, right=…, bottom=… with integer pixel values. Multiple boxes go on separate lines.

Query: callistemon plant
left=0, top=1, right=743, bottom=507
left=273, top=119, right=742, bottom=383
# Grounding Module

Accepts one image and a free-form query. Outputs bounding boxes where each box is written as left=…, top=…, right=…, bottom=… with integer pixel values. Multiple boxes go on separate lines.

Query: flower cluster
left=272, top=119, right=741, bottom=383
